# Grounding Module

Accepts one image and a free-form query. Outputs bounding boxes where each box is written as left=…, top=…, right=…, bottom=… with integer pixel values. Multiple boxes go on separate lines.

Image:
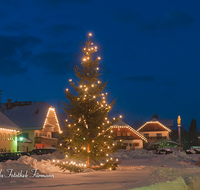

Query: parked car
left=156, top=148, right=173, bottom=154
left=186, top=148, right=200, bottom=154
left=0, top=153, right=21, bottom=162
left=31, top=147, right=58, bottom=155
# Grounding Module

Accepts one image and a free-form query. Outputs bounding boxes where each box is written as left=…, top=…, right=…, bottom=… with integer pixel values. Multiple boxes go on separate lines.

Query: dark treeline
left=170, top=118, right=200, bottom=150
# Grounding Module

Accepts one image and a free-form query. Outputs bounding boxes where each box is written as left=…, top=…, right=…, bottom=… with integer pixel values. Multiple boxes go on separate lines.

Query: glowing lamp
left=119, top=115, right=122, bottom=118
left=69, top=79, right=72, bottom=82
left=19, top=137, right=24, bottom=141
left=89, top=33, right=92, bottom=36
left=98, top=57, right=101, bottom=60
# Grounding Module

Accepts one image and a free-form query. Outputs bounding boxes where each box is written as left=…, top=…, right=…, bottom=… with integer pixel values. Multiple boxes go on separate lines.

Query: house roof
left=137, top=120, right=172, bottom=132
left=0, top=111, right=21, bottom=131
left=112, top=120, right=148, bottom=142
left=150, top=118, right=174, bottom=127
left=3, top=102, right=52, bottom=130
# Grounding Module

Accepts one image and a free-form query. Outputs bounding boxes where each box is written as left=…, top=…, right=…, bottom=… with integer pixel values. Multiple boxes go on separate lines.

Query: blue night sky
left=0, top=0, right=200, bottom=130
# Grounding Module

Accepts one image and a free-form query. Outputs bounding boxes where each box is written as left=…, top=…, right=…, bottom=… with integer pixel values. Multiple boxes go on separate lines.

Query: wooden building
left=137, top=118, right=172, bottom=147
left=111, top=120, right=148, bottom=149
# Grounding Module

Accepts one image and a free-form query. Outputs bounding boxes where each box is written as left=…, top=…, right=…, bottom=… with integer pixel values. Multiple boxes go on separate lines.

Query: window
left=3, top=133, right=6, bottom=140
left=127, top=132, right=130, bottom=136
left=8, top=134, right=10, bottom=141
left=12, top=134, right=15, bottom=141
left=0, top=133, right=2, bottom=140
left=157, top=133, right=162, bottom=137
left=122, top=132, right=126, bottom=136
left=148, top=126, right=151, bottom=130
left=133, top=143, right=139, bottom=146
left=144, top=133, right=149, bottom=138
left=117, top=131, right=121, bottom=136
left=48, top=134, right=50, bottom=138
left=155, top=126, right=158, bottom=130
left=36, top=133, right=38, bottom=137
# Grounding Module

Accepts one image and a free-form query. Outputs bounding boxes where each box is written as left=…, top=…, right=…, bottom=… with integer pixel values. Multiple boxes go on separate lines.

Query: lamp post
left=177, top=115, right=183, bottom=151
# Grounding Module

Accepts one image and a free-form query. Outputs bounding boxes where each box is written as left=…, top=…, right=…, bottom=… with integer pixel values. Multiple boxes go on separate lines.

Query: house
left=111, top=120, right=148, bottom=149
left=3, top=100, right=62, bottom=151
left=137, top=118, right=173, bottom=147
left=0, top=111, right=21, bottom=152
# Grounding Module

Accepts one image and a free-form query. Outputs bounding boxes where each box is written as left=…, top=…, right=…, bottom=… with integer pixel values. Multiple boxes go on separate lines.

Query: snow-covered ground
left=0, top=149, right=200, bottom=190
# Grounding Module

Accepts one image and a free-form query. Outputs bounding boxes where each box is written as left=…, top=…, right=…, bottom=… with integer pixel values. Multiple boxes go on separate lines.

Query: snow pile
left=15, top=155, right=63, bottom=173
left=132, top=177, right=188, bottom=190
left=31, top=151, right=65, bottom=161
left=114, top=149, right=155, bottom=159
left=165, top=151, right=198, bottom=162
left=143, top=168, right=190, bottom=184
left=133, top=169, right=200, bottom=190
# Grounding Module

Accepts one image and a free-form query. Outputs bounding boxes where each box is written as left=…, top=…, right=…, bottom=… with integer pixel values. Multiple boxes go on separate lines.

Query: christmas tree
left=61, top=33, right=121, bottom=168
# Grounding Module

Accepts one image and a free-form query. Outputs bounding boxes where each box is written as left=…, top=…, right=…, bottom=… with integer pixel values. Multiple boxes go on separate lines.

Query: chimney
left=7, top=99, right=12, bottom=109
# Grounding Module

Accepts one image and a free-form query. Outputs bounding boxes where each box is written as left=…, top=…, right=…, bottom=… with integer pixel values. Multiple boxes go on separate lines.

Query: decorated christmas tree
left=61, top=33, right=122, bottom=168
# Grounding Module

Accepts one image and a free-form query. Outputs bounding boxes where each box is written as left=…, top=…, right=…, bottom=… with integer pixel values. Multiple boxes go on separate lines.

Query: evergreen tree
left=188, top=118, right=199, bottom=147
left=61, top=33, right=121, bottom=168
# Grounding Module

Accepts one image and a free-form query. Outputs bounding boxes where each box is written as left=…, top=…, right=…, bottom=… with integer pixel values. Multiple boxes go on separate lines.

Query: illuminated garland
left=137, top=121, right=171, bottom=132
left=43, top=107, right=62, bottom=133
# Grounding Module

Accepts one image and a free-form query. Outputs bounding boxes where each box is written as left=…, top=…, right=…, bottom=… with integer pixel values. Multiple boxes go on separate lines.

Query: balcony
left=34, top=136, right=58, bottom=145
left=114, top=136, right=134, bottom=140
left=145, top=136, right=167, bottom=141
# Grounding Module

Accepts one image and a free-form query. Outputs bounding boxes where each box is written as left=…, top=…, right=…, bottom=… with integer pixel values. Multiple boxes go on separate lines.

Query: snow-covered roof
left=0, top=111, right=21, bottom=131
left=113, top=120, right=129, bottom=127
left=3, top=102, right=52, bottom=130
left=150, top=118, right=174, bottom=127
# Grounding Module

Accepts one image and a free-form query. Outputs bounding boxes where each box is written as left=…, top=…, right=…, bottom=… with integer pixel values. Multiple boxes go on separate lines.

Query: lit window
left=12, top=134, right=15, bottom=141
left=127, top=132, right=130, bottom=136
left=3, top=133, right=6, bottom=140
left=117, top=131, right=121, bottom=136
left=0, top=133, right=2, bottom=140
left=122, top=132, right=126, bottom=136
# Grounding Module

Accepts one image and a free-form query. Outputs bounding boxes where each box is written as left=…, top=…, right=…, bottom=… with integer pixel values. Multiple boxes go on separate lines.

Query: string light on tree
left=61, top=32, right=121, bottom=169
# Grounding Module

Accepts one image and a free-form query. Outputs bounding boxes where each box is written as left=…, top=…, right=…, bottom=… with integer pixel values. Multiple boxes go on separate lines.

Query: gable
left=137, top=121, right=171, bottom=132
